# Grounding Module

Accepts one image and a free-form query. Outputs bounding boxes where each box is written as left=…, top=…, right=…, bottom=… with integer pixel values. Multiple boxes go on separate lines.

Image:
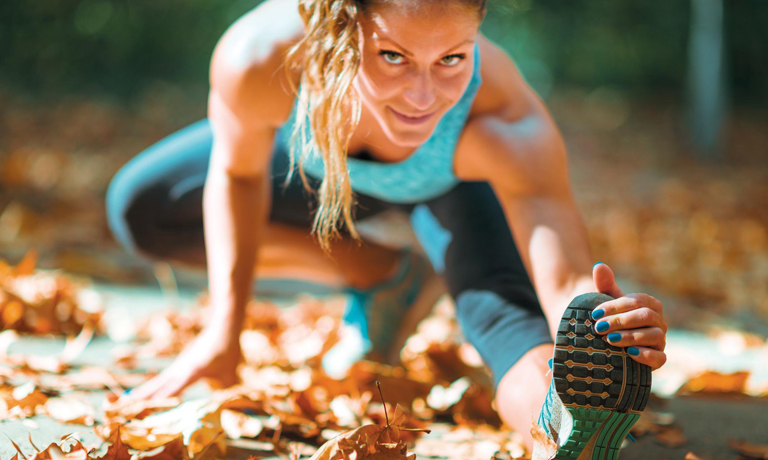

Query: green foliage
left=0, top=0, right=259, bottom=100
left=0, top=0, right=766, bottom=106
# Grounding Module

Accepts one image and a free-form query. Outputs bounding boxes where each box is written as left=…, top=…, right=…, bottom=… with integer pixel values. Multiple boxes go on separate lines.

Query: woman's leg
left=105, top=118, right=401, bottom=289
left=410, top=181, right=555, bottom=452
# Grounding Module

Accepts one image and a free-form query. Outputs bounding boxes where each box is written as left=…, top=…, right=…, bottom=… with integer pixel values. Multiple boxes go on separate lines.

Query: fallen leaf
left=101, top=425, right=131, bottom=460
left=678, top=371, right=751, bottom=395
left=43, top=396, right=95, bottom=425
left=728, top=439, right=768, bottom=459
left=221, top=409, right=264, bottom=439
left=654, top=426, right=687, bottom=448
left=530, top=421, right=557, bottom=460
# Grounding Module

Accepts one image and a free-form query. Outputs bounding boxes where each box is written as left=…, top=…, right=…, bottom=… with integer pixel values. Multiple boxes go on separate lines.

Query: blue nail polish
left=596, top=321, right=609, bottom=333
left=607, top=333, right=621, bottom=342
left=593, top=262, right=603, bottom=269
left=628, top=347, right=640, bottom=356
left=123, top=388, right=132, bottom=395
left=592, top=308, right=605, bottom=319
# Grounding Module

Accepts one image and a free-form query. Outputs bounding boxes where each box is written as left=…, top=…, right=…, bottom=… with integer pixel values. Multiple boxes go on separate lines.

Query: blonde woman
left=106, top=0, right=668, bottom=456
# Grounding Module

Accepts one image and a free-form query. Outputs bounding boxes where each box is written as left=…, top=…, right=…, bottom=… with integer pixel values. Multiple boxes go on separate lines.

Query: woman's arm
left=203, top=91, right=273, bottom=337
left=123, top=24, right=298, bottom=399
left=460, top=107, right=596, bottom=339
left=204, top=9, right=305, bottom=332
left=455, top=48, right=666, bottom=370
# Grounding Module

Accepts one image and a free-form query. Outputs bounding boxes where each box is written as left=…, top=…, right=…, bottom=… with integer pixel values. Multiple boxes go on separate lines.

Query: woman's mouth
left=389, top=107, right=435, bottom=125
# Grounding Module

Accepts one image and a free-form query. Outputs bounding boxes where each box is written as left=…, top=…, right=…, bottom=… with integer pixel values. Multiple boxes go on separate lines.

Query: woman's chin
left=384, top=126, right=435, bottom=148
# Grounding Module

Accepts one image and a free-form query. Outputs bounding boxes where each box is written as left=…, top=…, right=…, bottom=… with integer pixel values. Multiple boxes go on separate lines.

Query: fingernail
left=607, top=333, right=622, bottom=343
left=593, top=262, right=603, bottom=269
left=122, top=388, right=132, bottom=396
left=592, top=308, right=605, bottom=319
left=628, top=347, right=640, bottom=356
left=596, top=321, right=609, bottom=333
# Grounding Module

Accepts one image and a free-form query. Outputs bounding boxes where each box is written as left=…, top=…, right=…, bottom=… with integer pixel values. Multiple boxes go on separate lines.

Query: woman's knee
left=106, top=119, right=213, bottom=257
left=105, top=161, right=162, bottom=257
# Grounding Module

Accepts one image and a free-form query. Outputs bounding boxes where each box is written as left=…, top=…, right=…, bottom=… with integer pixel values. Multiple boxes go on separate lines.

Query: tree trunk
left=687, top=0, right=727, bottom=160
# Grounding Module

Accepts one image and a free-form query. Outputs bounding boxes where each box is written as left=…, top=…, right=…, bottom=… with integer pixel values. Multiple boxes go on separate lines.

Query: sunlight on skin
left=352, top=2, right=483, bottom=149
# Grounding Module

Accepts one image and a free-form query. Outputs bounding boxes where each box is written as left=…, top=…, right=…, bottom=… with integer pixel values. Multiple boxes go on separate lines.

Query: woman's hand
left=591, top=262, right=668, bottom=371
left=121, top=319, right=242, bottom=400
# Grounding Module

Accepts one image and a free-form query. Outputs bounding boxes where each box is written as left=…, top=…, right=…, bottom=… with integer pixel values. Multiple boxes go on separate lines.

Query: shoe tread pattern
left=551, top=292, right=652, bottom=460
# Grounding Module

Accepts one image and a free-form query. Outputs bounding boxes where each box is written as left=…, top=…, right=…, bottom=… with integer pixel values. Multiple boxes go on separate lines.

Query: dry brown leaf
left=530, top=421, right=557, bottom=460
left=220, top=409, right=264, bottom=439
left=308, top=424, right=389, bottom=460
left=43, top=396, right=95, bottom=425
left=728, top=439, right=768, bottom=459
left=59, top=323, right=95, bottom=365
left=308, top=400, right=428, bottom=460
left=100, top=425, right=131, bottom=460
left=654, top=426, right=687, bottom=448
left=28, top=443, right=89, bottom=460
left=0, top=251, right=103, bottom=336
left=58, top=367, right=122, bottom=392
left=133, top=437, right=186, bottom=460
left=102, top=395, right=181, bottom=422
left=1, top=382, right=49, bottom=418
left=8, top=437, right=28, bottom=460
left=117, top=399, right=225, bottom=454
left=678, top=371, right=751, bottom=395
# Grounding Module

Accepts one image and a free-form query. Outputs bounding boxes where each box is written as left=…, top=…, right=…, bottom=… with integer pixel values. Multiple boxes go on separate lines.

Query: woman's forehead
left=361, top=0, right=481, bottom=23
left=359, top=2, right=481, bottom=48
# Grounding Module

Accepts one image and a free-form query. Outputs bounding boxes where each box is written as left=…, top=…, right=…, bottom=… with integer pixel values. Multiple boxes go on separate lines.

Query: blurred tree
left=687, top=0, right=727, bottom=160
left=0, top=0, right=765, bottom=112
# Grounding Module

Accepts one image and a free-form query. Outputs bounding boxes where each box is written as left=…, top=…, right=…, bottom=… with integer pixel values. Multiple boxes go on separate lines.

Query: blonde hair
left=283, top=0, right=487, bottom=251
left=284, top=0, right=361, bottom=252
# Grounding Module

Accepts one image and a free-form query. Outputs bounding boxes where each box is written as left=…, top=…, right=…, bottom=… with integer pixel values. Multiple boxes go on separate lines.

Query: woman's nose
left=403, top=70, right=436, bottom=111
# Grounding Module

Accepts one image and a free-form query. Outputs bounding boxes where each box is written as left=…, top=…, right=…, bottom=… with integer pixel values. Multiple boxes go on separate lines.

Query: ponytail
left=284, top=0, right=363, bottom=252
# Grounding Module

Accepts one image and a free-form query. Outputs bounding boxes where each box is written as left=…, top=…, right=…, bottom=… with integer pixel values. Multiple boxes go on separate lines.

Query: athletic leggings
left=105, top=118, right=554, bottom=389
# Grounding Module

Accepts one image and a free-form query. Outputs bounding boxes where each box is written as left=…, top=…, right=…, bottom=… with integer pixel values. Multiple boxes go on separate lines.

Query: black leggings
left=105, top=118, right=553, bottom=389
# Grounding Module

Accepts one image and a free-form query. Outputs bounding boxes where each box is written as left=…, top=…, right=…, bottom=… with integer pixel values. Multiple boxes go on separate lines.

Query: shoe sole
left=550, top=292, right=652, bottom=460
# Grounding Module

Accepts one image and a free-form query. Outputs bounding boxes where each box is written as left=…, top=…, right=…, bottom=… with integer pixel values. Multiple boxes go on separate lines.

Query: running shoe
left=321, top=250, right=444, bottom=379
left=535, top=292, right=651, bottom=460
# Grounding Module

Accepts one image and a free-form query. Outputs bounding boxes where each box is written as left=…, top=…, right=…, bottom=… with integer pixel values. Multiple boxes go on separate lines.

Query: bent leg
left=106, top=119, right=212, bottom=265
left=105, top=118, right=401, bottom=288
left=411, top=181, right=554, bottom=451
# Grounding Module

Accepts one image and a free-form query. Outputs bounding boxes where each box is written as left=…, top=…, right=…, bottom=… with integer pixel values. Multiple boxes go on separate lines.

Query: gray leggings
left=105, top=118, right=553, bottom=389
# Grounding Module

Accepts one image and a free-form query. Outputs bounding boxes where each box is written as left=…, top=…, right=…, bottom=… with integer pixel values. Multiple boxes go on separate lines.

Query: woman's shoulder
left=210, top=0, right=305, bottom=127
left=469, top=34, right=536, bottom=123
left=457, top=35, right=564, bottom=184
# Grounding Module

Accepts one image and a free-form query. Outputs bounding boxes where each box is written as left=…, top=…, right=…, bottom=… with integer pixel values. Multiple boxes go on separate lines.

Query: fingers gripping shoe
left=322, top=250, right=444, bottom=379
left=535, top=292, right=651, bottom=460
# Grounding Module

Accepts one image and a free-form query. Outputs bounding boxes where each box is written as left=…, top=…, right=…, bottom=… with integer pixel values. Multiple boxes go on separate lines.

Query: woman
left=106, top=0, right=668, bottom=456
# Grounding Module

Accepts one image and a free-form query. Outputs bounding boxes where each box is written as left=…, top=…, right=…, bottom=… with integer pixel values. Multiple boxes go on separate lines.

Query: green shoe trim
left=539, top=292, right=652, bottom=460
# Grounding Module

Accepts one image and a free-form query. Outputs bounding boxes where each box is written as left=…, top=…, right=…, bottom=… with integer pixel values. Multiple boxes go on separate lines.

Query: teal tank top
left=276, top=41, right=482, bottom=204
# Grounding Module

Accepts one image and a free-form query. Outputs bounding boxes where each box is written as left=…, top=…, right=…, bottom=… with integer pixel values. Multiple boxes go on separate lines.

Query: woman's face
left=353, top=2, right=482, bottom=148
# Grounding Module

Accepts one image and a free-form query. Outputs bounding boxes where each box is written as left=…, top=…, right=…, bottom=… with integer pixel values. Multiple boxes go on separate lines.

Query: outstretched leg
left=410, top=181, right=554, bottom=452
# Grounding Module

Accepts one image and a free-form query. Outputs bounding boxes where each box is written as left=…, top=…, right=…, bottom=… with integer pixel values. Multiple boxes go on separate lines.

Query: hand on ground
left=121, top=324, right=242, bottom=400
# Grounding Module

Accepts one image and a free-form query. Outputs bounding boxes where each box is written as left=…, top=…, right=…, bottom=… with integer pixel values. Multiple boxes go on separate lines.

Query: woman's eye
left=379, top=51, right=403, bottom=65
left=441, top=54, right=465, bottom=66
